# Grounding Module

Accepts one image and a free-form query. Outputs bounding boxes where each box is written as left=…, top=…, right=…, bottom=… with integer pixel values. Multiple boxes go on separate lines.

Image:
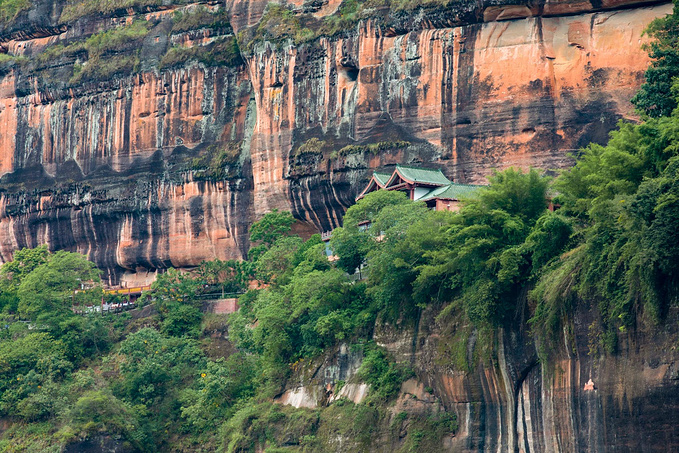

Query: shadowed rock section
left=368, top=300, right=679, bottom=452
left=0, top=0, right=670, bottom=282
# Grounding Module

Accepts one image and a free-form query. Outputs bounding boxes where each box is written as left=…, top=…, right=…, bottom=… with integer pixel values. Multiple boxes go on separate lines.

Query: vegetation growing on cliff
left=171, top=6, right=231, bottom=33
left=160, top=6, right=243, bottom=70
left=60, top=0, right=188, bottom=23
left=160, top=36, right=243, bottom=70
left=238, top=0, right=480, bottom=52
left=70, top=20, right=150, bottom=84
left=189, top=143, right=243, bottom=180
left=0, top=210, right=439, bottom=451
left=531, top=116, right=679, bottom=354
left=0, top=0, right=30, bottom=24
left=10, top=130, right=679, bottom=448
left=4, top=100, right=679, bottom=450
left=242, top=3, right=315, bottom=51
left=7, top=3, right=241, bottom=91
left=338, top=141, right=411, bottom=156
left=632, top=0, right=679, bottom=117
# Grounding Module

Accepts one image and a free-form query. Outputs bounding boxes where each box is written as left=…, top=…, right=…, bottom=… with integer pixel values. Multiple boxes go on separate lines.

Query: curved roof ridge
left=389, top=165, right=451, bottom=186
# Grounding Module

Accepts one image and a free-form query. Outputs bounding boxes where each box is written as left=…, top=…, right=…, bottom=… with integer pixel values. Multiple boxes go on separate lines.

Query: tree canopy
left=632, top=1, right=679, bottom=117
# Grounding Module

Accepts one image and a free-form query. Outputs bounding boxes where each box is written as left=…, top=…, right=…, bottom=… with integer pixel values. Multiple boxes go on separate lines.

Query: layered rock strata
left=0, top=0, right=670, bottom=282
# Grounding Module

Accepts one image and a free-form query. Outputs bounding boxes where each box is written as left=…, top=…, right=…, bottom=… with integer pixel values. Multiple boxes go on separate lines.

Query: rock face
left=375, top=301, right=679, bottom=452
left=0, top=0, right=670, bottom=284
left=249, top=4, right=669, bottom=232
left=273, top=298, right=679, bottom=452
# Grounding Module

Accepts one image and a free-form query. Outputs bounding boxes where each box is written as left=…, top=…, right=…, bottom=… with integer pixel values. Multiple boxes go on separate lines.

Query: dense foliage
left=632, top=1, right=679, bottom=117
left=1, top=2, right=679, bottom=451
left=0, top=0, right=29, bottom=23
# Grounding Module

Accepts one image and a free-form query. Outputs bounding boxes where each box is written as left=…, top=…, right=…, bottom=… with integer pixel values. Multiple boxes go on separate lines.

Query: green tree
left=329, top=226, right=371, bottom=274
left=161, top=304, right=202, bottom=338
left=11, top=251, right=105, bottom=363
left=0, top=245, right=50, bottom=313
left=60, top=390, right=146, bottom=449
left=113, top=328, right=204, bottom=407
left=412, top=168, right=550, bottom=324
left=151, top=268, right=202, bottom=311
left=531, top=112, right=679, bottom=355
left=16, top=251, right=100, bottom=321
left=150, top=267, right=205, bottom=338
left=331, top=190, right=417, bottom=277
left=180, top=353, right=259, bottom=431
left=357, top=344, right=412, bottom=402
left=0, top=245, right=50, bottom=291
left=366, top=203, right=443, bottom=318
left=0, top=332, right=71, bottom=417
left=195, top=259, right=251, bottom=294
left=632, top=1, right=679, bottom=117
left=479, top=167, right=549, bottom=223
left=343, top=190, right=410, bottom=227
left=249, top=209, right=295, bottom=249
left=255, top=236, right=303, bottom=284
left=291, top=239, right=331, bottom=276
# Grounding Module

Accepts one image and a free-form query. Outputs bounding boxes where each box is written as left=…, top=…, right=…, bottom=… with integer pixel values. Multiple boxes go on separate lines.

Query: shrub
left=295, top=138, right=326, bottom=157
left=338, top=140, right=411, bottom=156
left=171, top=6, right=230, bottom=33
left=244, top=4, right=314, bottom=52
left=189, top=142, right=242, bottom=180
left=0, top=0, right=30, bottom=24
left=35, top=42, right=85, bottom=65
left=357, top=344, right=412, bottom=402
left=161, top=304, right=202, bottom=338
left=60, top=0, right=173, bottom=23
left=160, top=36, right=243, bottom=70
left=84, top=20, right=150, bottom=57
left=220, top=402, right=319, bottom=453
left=66, top=21, right=149, bottom=84
left=69, top=54, right=138, bottom=84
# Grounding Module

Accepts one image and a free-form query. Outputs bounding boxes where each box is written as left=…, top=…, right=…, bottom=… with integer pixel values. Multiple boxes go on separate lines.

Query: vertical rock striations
left=0, top=2, right=256, bottom=282
left=371, top=299, right=679, bottom=452
left=0, top=0, right=670, bottom=280
left=243, top=3, right=671, bottom=230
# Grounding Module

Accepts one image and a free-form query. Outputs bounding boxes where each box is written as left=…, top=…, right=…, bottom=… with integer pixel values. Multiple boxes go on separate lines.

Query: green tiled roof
left=420, top=183, right=484, bottom=201
left=373, top=172, right=391, bottom=187
left=394, top=165, right=451, bottom=186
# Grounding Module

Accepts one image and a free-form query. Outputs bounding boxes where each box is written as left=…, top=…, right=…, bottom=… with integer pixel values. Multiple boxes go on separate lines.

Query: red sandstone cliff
left=0, top=0, right=669, bottom=282
left=247, top=4, right=670, bottom=231
left=0, top=1, right=675, bottom=451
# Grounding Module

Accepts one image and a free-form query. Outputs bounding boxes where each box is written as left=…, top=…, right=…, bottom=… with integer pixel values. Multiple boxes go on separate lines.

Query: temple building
left=322, top=165, right=483, bottom=262
left=356, top=165, right=483, bottom=211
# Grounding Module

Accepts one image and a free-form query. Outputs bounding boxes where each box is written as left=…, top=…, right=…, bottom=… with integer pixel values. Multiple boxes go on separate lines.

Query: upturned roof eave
left=384, top=168, right=421, bottom=187
left=373, top=172, right=391, bottom=187
left=356, top=176, right=382, bottom=201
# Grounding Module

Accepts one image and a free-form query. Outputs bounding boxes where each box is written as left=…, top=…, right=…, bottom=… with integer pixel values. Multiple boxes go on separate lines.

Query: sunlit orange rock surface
left=0, top=0, right=670, bottom=283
